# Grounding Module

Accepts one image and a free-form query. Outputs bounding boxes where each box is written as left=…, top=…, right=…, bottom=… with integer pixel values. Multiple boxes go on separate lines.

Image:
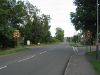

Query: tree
left=0, top=0, right=53, bottom=48
left=70, top=0, right=100, bottom=44
left=0, top=0, right=15, bottom=48
left=24, top=2, right=52, bottom=44
left=41, top=14, right=51, bottom=43
left=55, top=27, right=64, bottom=42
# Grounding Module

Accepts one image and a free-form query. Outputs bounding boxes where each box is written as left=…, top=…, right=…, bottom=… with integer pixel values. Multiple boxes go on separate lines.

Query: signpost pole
left=96, top=0, right=99, bottom=59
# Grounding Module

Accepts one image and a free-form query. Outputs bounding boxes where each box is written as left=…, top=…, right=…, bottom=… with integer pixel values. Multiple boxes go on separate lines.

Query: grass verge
left=86, top=51, right=100, bottom=74
left=86, top=51, right=100, bottom=56
left=91, top=60, right=100, bottom=74
left=69, top=42, right=83, bottom=47
left=31, top=42, right=61, bottom=46
left=69, top=42, right=77, bottom=46
left=0, top=42, right=60, bottom=55
left=0, top=47, right=29, bottom=55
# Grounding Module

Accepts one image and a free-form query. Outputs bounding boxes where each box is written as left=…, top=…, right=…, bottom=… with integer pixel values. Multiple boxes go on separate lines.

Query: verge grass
left=91, top=60, right=100, bottom=74
left=0, top=47, right=29, bottom=55
left=86, top=51, right=100, bottom=74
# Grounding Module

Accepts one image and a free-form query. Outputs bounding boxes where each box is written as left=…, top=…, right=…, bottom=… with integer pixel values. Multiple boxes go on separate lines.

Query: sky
left=25, top=0, right=76, bottom=37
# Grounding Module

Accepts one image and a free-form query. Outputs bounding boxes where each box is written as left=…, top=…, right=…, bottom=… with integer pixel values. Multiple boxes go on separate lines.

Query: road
left=0, top=42, right=74, bottom=75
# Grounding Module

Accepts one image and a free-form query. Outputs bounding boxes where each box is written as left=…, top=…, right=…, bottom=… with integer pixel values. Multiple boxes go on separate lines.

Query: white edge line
left=64, top=46, right=77, bottom=75
left=64, top=55, right=73, bottom=75
left=75, top=47, right=78, bottom=53
left=72, top=46, right=75, bottom=51
left=74, top=47, right=78, bottom=54
left=72, top=47, right=76, bottom=53
left=0, top=66, right=7, bottom=70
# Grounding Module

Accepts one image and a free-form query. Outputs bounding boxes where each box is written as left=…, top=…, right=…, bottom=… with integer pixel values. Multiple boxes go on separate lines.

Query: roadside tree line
left=0, top=0, right=64, bottom=49
left=70, top=0, right=100, bottom=45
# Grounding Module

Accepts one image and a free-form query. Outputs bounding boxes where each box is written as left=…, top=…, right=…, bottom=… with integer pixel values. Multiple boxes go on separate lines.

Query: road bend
left=0, top=42, right=74, bottom=75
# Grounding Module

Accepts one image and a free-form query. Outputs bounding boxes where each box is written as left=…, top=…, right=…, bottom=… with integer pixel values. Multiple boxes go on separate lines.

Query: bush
left=51, top=37, right=60, bottom=43
left=0, top=34, right=15, bottom=49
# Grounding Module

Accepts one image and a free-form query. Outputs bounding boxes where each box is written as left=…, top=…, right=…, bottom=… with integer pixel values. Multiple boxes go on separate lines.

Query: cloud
left=25, top=0, right=76, bottom=37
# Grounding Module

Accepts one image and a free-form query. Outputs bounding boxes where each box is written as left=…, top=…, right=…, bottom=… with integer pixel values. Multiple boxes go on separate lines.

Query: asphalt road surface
left=0, top=42, right=74, bottom=75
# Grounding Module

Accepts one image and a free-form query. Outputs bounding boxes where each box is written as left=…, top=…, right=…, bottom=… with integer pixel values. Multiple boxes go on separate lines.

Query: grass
left=91, top=60, right=100, bottom=74
left=31, top=42, right=61, bottom=46
left=69, top=42, right=83, bottom=47
left=0, top=47, right=29, bottom=55
left=86, top=51, right=100, bottom=56
left=0, top=42, right=60, bottom=55
left=86, top=51, right=100, bottom=74
left=69, top=42, right=77, bottom=46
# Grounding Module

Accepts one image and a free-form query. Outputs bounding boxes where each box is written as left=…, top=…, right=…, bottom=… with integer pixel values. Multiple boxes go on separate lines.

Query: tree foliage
left=55, top=27, right=64, bottom=42
left=70, top=0, right=100, bottom=42
left=0, top=0, right=52, bottom=49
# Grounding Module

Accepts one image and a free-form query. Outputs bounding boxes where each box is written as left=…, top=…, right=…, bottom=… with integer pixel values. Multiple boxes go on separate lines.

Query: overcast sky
left=25, top=0, right=76, bottom=37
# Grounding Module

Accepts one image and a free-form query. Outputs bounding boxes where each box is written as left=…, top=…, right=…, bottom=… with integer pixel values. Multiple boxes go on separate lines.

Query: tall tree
left=55, top=27, right=64, bottom=42
left=0, top=0, right=53, bottom=48
left=41, top=14, right=51, bottom=43
left=0, top=0, right=15, bottom=48
left=70, top=0, right=100, bottom=42
left=24, top=1, right=51, bottom=44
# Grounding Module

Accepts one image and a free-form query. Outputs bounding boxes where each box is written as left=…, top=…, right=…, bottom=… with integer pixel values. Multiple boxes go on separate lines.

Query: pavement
left=64, top=46, right=98, bottom=75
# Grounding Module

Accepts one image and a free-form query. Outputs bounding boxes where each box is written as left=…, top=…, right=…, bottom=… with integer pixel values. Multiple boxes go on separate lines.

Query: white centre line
left=18, top=55, right=36, bottom=62
left=0, top=66, right=7, bottom=70
left=40, top=51, right=47, bottom=54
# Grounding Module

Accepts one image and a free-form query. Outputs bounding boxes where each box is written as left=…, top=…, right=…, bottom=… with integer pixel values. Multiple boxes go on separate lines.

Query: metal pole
left=22, top=37, right=24, bottom=47
left=96, top=0, right=99, bottom=59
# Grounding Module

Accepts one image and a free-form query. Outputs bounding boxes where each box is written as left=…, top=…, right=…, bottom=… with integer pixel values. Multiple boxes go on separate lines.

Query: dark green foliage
left=72, top=35, right=78, bottom=43
left=0, top=0, right=53, bottom=49
left=70, top=0, right=100, bottom=43
left=51, top=37, right=60, bottom=43
left=55, top=27, right=64, bottom=42
left=24, top=3, right=52, bottom=44
left=0, top=0, right=15, bottom=48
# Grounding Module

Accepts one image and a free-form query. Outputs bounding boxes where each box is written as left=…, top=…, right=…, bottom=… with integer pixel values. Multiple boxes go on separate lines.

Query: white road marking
left=40, top=51, right=47, bottom=54
left=0, top=66, right=7, bottom=70
left=75, top=47, right=78, bottom=53
left=72, top=47, right=78, bottom=55
left=64, top=55, right=73, bottom=75
left=64, top=47, right=78, bottom=75
left=18, top=55, right=36, bottom=62
left=72, top=47, right=75, bottom=52
left=72, top=47, right=76, bottom=54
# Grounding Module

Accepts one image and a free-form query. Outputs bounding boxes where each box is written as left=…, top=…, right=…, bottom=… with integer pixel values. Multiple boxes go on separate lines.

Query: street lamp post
left=96, top=0, right=99, bottom=59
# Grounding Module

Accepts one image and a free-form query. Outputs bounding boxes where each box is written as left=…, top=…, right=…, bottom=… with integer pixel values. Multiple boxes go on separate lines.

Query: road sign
left=86, top=31, right=92, bottom=40
left=13, top=30, right=20, bottom=47
left=13, top=30, right=20, bottom=38
left=27, top=40, right=30, bottom=46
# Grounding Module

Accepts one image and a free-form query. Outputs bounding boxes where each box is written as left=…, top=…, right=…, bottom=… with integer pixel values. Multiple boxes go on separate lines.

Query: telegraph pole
left=96, top=0, right=99, bottom=59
